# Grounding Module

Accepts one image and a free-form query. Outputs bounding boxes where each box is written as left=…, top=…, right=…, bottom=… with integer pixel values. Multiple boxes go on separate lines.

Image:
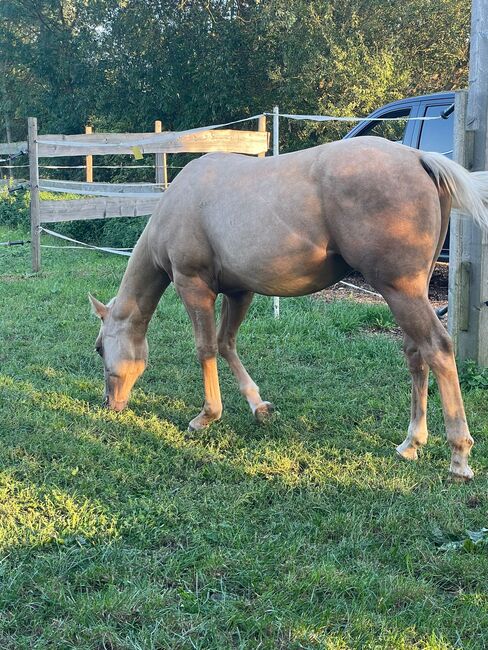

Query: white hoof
left=253, top=401, right=274, bottom=423
left=396, top=440, right=419, bottom=461
left=449, top=464, right=474, bottom=482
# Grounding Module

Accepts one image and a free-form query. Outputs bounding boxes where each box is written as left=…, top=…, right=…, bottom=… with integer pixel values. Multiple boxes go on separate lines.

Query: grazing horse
left=89, top=136, right=488, bottom=480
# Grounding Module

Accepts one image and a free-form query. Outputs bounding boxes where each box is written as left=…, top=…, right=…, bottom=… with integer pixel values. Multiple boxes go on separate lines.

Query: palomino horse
left=89, top=136, right=488, bottom=480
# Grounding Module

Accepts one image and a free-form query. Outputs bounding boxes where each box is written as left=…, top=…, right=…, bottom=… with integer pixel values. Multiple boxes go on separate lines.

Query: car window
left=354, top=108, right=411, bottom=143
left=418, top=105, right=453, bottom=158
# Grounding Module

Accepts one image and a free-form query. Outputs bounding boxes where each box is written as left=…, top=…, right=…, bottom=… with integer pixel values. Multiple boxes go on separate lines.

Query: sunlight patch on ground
left=0, top=473, right=117, bottom=551
left=1, top=374, right=421, bottom=493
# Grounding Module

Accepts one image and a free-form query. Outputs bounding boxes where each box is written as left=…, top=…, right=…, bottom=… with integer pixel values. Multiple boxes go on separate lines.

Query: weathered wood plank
left=37, top=129, right=269, bottom=157
left=38, top=179, right=164, bottom=195
left=28, top=118, right=41, bottom=272
left=40, top=196, right=162, bottom=223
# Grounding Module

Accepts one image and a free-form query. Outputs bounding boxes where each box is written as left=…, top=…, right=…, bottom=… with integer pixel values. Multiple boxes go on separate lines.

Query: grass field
left=1, top=226, right=487, bottom=649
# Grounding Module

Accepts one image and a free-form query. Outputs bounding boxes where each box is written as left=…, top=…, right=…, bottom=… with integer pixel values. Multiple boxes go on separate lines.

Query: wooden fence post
left=272, top=106, right=280, bottom=318
left=448, top=0, right=488, bottom=365
left=28, top=117, right=41, bottom=272
left=448, top=91, right=471, bottom=352
left=85, top=125, right=93, bottom=182
left=155, top=120, right=168, bottom=189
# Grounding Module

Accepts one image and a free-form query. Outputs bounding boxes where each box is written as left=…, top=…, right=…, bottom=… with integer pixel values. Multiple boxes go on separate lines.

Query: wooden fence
left=1, top=116, right=269, bottom=270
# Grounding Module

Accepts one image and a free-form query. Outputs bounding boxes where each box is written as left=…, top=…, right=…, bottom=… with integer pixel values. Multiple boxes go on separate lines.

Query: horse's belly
left=219, top=250, right=350, bottom=297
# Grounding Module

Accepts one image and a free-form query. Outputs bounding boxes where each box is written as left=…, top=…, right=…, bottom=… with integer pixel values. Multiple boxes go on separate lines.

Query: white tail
left=421, top=151, right=488, bottom=230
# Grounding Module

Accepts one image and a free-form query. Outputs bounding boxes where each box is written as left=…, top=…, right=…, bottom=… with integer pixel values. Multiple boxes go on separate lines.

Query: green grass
left=0, top=226, right=488, bottom=649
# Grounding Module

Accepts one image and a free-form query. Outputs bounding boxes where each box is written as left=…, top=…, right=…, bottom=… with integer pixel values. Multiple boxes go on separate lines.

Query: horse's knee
left=196, top=343, right=218, bottom=362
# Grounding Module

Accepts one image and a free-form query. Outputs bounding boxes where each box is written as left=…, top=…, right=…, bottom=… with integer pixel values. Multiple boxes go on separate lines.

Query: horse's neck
left=113, top=232, right=166, bottom=332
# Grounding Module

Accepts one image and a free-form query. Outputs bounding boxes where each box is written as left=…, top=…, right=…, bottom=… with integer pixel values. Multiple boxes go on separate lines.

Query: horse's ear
left=88, top=293, right=108, bottom=320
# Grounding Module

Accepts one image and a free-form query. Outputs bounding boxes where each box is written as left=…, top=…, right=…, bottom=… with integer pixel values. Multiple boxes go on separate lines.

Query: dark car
left=344, top=91, right=455, bottom=260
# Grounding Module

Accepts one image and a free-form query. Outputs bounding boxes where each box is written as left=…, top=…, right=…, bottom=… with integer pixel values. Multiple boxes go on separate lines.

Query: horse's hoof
left=188, top=410, right=221, bottom=432
left=449, top=465, right=474, bottom=482
left=188, top=418, right=206, bottom=432
left=396, top=441, right=419, bottom=461
left=254, top=401, right=274, bottom=423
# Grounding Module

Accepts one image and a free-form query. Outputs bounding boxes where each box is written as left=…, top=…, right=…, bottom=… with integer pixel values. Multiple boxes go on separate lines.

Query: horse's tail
left=420, top=151, right=488, bottom=230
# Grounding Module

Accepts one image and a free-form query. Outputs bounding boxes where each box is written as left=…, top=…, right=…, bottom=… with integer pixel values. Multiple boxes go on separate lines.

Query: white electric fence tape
left=270, top=112, right=442, bottom=123
left=40, top=226, right=132, bottom=257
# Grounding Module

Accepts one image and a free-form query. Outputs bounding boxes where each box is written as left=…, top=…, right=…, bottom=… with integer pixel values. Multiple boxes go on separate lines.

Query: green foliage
left=0, top=0, right=470, bottom=247
left=0, top=186, right=29, bottom=227
left=0, top=1, right=470, bottom=147
left=460, top=360, right=488, bottom=391
left=54, top=215, right=149, bottom=248
left=438, top=528, right=488, bottom=553
left=0, top=189, right=148, bottom=248
left=99, top=216, right=149, bottom=248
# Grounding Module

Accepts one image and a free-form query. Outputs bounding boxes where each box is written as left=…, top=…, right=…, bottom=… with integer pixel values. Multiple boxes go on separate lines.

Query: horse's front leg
left=218, top=292, right=274, bottom=422
left=175, top=275, right=222, bottom=431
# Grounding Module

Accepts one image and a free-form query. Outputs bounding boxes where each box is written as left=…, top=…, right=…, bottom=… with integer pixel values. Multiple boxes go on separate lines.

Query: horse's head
left=89, top=294, right=148, bottom=412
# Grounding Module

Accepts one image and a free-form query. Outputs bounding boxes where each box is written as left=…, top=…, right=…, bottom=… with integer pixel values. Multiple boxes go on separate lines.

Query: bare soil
left=315, top=262, right=449, bottom=323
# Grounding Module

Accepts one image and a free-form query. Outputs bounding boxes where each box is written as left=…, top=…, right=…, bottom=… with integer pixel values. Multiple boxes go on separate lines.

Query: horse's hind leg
left=175, top=275, right=222, bottom=431
left=218, top=291, right=273, bottom=422
left=386, top=291, right=474, bottom=479
left=396, top=335, right=429, bottom=460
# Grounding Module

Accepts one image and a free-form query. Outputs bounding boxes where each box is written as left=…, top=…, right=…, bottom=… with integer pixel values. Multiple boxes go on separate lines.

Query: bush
left=54, top=215, right=149, bottom=248
left=98, top=216, right=149, bottom=248
left=0, top=185, right=30, bottom=227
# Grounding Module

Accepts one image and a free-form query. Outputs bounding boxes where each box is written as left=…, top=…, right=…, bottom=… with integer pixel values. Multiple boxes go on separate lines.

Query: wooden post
left=155, top=120, right=168, bottom=189
left=85, top=125, right=93, bottom=182
left=257, top=114, right=266, bottom=158
left=272, top=106, right=280, bottom=319
left=28, top=117, right=41, bottom=272
left=448, top=91, right=471, bottom=350
left=448, top=0, right=488, bottom=365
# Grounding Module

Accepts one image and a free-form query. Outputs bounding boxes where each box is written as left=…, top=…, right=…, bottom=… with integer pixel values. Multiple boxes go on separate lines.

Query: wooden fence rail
left=36, top=128, right=268, bottom=157
left=14, top=117, right=269, bottom=271
left=40, top=197, right=163, bottom=223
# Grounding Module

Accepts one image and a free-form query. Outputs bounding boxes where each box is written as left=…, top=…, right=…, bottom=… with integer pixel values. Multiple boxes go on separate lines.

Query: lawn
left=0, top=226, right=487, bottom=649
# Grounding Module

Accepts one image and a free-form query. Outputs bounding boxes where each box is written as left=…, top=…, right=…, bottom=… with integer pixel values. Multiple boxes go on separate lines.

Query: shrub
left=54, top=215, right=149, bottom=248
left=0, top=185, right=30, bottom=227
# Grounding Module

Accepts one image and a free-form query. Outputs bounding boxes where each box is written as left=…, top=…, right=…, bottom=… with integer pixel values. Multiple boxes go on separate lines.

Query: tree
left=0, top=0, right=471, bottom=150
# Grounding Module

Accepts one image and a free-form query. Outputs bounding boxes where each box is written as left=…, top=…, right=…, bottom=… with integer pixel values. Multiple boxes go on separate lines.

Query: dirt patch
left=314, top=263, right=449, bottom=327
